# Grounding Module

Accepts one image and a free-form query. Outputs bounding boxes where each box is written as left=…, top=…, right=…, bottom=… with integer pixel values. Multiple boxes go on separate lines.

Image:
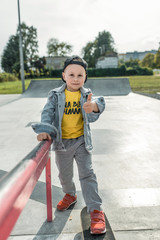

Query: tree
left=47, top=38, right=72, bottom=56
left=1, top=22, right=39, bottom=73
left=94, top=31, right=115, bottom=58
left=1, top=35, right=19, bottom=73
left=82, top=30, right=115, bottom=67
left=17, top=22, right=39, bottom=63
left=82, top=42, right=95, bottom=68
left=31, top=57, right=46, bottom=71
left=154, top=50, right=160, bottom=68
left=140, top=53, right=155, bottom=68
left=125, top=59, right=140, bottom=68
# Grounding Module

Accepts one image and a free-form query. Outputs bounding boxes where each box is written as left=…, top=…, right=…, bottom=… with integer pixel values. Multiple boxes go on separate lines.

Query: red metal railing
left=0, top=140, right=53, bottom=240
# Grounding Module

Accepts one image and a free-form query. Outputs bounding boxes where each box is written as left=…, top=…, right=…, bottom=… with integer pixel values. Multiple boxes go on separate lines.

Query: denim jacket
left=41, top=83, right=105, bottom=152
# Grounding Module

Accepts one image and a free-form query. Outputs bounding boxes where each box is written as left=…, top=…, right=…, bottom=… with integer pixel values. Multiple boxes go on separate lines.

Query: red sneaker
left=90, top=210, right=106, bottom=235
left=57, top=194, right=77, bottom=211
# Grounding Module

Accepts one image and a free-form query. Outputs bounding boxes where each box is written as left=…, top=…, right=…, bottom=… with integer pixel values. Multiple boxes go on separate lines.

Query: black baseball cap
left=62, top=56, right=88, bottom=82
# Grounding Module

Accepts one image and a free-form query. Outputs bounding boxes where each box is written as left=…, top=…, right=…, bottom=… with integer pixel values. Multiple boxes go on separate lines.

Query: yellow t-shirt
left=61, top=89, right=84, bottom=139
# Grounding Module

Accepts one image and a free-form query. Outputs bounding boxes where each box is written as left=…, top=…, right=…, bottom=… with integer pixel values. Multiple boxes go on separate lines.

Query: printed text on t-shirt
left=64, top=101, right=81, bottom=115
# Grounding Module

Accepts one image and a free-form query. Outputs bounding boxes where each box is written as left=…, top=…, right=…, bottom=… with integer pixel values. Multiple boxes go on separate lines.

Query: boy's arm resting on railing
left=37, top=132, right=51, bottom=141
left=32, top=122, right=58, bottom=142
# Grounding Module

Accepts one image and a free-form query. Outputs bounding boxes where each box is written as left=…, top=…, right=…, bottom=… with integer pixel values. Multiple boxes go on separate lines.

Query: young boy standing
left=37, top=56, right=106, bottom=234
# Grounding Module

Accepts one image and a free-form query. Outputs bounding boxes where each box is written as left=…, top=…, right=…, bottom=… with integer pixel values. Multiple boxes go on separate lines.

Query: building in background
left=96, top=52, right=118, bottom=69
left=118, top=50, right=157, bottom=61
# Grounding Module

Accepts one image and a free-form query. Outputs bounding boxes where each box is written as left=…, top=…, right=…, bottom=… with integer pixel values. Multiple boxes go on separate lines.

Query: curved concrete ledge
left=22, top=78, right=131, bottom=98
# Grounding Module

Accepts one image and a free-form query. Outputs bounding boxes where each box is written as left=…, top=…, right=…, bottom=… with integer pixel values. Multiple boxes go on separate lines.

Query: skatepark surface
left=0, top=78, right=160, bottom=240
left=22, top=78, right=131, bottom=97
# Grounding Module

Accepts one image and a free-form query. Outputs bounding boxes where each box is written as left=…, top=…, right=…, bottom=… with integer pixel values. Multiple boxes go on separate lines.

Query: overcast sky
left=1, top=0, right=160, bottom=59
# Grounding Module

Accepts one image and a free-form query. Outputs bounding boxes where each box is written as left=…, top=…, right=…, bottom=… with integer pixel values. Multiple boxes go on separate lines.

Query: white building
left=96, top=53, right=118, bottom=69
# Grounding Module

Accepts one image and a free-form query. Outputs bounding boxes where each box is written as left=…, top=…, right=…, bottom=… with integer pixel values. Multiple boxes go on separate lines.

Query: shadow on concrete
left=0, top=169, right=84, bottom=239
left=73, top=232, right=82, bottom=240
left=30, top=180, right=85, bottom=209
left=32, top=206, right=76, bottom=240
left=0, top=171, right=85, bottom=210
left=0, top=169, right=85, bottom=210
left=0, top=169, right=7, bottom=180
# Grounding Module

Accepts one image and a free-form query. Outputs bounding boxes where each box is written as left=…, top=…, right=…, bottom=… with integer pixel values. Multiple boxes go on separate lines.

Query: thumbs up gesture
left=83, top=93, right=99, bottom=113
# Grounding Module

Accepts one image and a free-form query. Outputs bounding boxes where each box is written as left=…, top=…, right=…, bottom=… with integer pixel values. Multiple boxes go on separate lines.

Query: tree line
left=1, top=22, right=72, bottom=74
left=1, top=22, right=117, bottom=74
left=1, top=22, right=160, bottom=78
left=119, top=52, right=160, bottom=70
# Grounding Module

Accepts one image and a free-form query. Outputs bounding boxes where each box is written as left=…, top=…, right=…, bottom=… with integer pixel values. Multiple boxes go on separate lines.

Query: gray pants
left=55, top=136, right=102, bottom=212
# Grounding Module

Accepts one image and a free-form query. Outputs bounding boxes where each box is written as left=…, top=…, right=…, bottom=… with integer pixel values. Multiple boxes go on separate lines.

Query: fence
left=0, top=140, right=53, bottom=240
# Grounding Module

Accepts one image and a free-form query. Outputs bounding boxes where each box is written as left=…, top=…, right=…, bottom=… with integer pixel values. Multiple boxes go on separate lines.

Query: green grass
left=128, top=75, right=160, bottom=93
left=88, top=75, right=160, bottom=93
left=0, top=78, right=62, bottom=94
left=0, top=75, right=160, bottom=94
left=0, top=80, right=31, bottom=94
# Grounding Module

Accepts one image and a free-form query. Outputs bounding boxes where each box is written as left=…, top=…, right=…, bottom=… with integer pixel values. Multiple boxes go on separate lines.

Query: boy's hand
left=83, top=93, right=99, bottom=113
left=37, top=132, right=51, bottom=141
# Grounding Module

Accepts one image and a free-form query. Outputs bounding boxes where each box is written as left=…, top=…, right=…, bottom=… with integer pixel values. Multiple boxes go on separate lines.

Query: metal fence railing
left=0, top=140, right=53, bottom=240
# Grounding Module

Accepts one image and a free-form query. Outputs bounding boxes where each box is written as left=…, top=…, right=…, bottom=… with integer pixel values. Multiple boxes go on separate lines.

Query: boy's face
left=62, top=64, right=86, bottom=92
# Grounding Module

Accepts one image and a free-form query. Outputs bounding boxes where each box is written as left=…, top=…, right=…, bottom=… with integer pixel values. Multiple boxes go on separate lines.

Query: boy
left=37, top=56, right=106, bottom=234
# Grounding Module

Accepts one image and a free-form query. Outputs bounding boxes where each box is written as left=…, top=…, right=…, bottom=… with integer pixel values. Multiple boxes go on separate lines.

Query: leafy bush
left=0, top=72, right=19, bottom=82
left=50, top=69, right=62, bottom=78
left=88, top=68, right=119, bottom=77
left=126, top=67, right=137, bottom=75
left=87, top=66, right=127, bottom=77
left=126, top=67, right=153, bottom=76
left=32, top=66, right=152, bottom=78
left=10, top=65, right=152, bottom=80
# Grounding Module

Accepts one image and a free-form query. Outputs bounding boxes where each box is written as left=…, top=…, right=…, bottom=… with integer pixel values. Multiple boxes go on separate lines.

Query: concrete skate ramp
left=86, top=78, right=131, bottom=96
left=23, top=80, right=62, bottom=98
left=23, top=78, right=131, bottom=97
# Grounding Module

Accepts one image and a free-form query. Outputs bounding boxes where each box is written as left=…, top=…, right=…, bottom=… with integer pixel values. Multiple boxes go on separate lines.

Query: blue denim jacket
left=41, top=83, right=105, bottom=152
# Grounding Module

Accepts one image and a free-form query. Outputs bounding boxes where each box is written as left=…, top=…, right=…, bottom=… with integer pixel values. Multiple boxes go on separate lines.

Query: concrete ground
left=0, top=80, right=160, bottom=239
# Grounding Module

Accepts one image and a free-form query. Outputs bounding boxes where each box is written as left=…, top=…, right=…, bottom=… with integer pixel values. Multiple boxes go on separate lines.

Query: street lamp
left=17, top=0, right=25, bottom=93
